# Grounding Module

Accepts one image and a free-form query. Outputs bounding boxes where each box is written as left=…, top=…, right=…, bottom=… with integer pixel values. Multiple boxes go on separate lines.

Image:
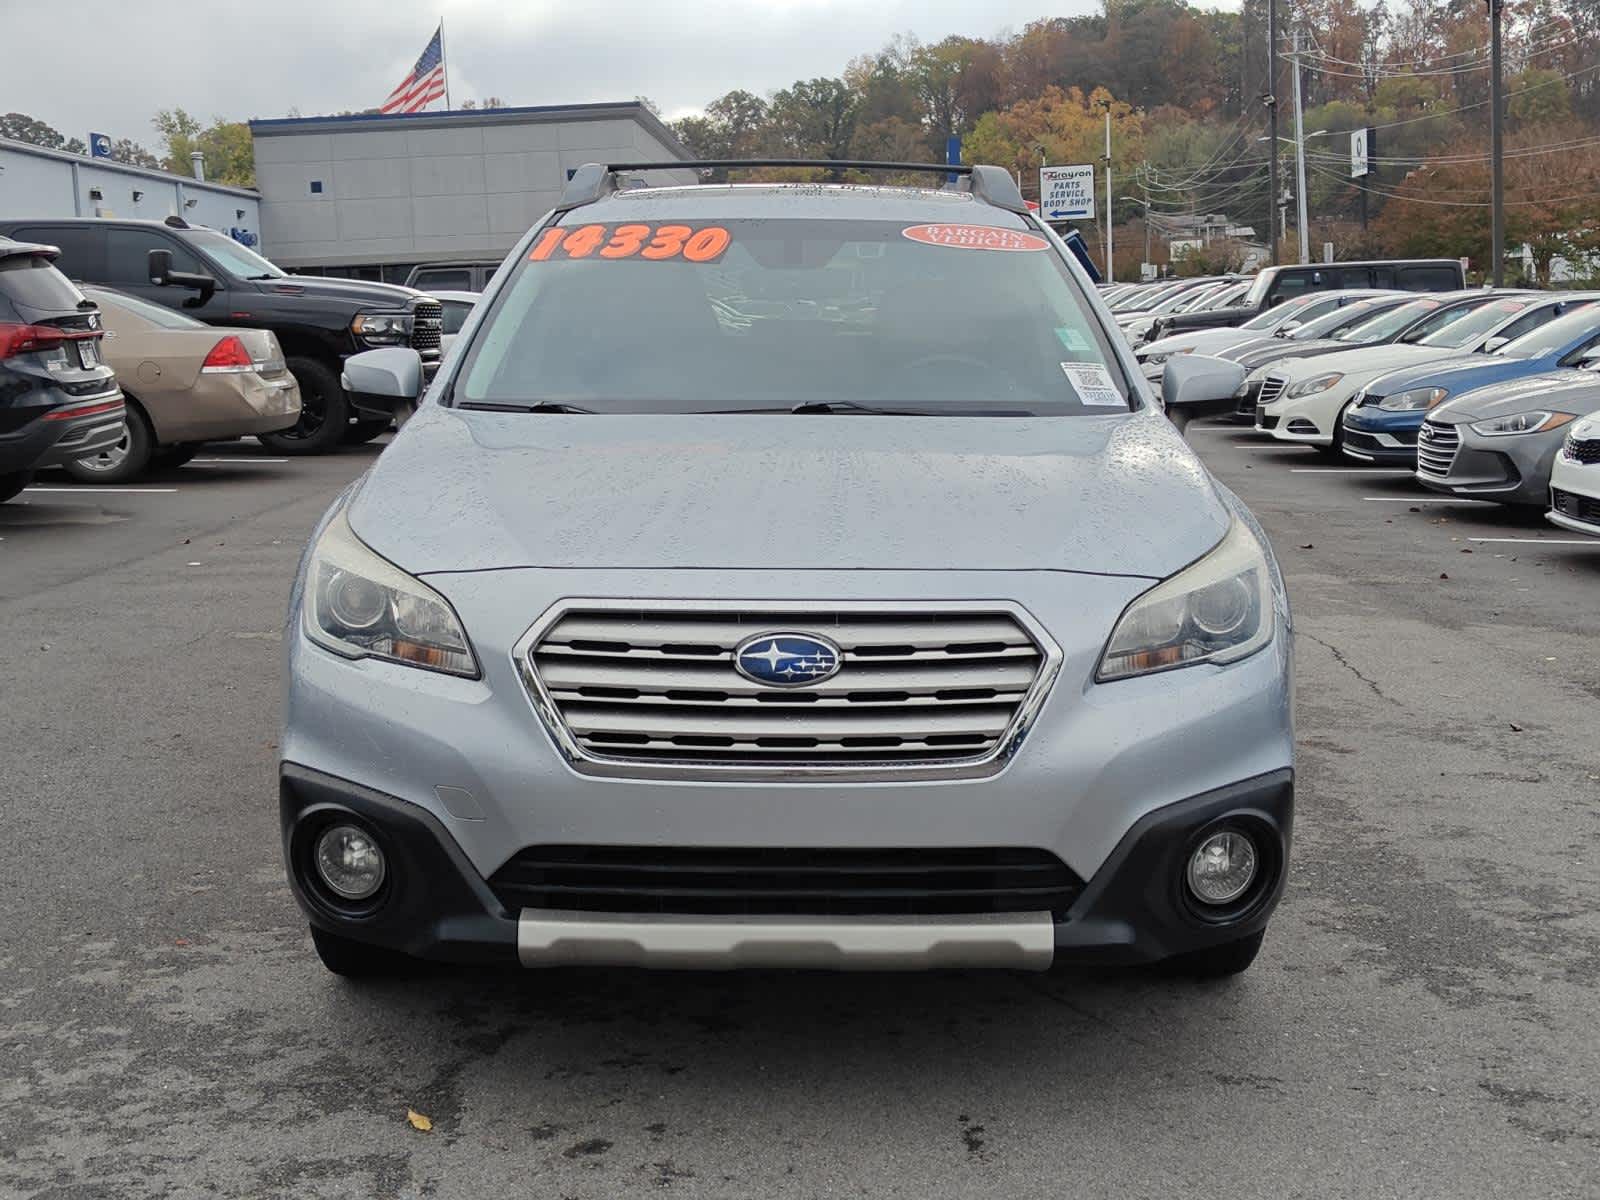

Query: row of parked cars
left=1102, top=264, right=1600, bottom=539
left=0, top=221, right=483, bottom=499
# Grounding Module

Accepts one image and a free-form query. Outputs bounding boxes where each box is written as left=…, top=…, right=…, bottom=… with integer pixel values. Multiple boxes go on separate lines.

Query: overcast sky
left=6, top=0, right=1238, bottom=148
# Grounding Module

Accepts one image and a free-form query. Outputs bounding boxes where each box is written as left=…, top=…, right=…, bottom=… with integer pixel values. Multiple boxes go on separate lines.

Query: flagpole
left=439, top=18, right=451, bottom=111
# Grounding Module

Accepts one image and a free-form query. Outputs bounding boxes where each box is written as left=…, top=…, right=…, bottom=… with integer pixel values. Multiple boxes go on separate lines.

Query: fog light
left=1186, top=829, right=1257, bottom=905
left=314, top=823, right=386, bottom=900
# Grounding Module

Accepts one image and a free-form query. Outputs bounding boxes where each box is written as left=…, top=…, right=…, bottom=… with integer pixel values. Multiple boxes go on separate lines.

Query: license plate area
left=77, top=338, right=100, bottom=368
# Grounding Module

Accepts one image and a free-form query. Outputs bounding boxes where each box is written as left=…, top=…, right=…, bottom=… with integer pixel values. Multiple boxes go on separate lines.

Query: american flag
left=380, top=26, right=447, bottom=114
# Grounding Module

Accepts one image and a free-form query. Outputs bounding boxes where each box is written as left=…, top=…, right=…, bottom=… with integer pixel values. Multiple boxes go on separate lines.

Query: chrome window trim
left=511, top=597, right=1064, bottom=783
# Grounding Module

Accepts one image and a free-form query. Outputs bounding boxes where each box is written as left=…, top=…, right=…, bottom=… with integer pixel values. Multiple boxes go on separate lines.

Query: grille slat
left=1416, top=420, right=1461, bottom=477
left=1552, top=487, right=1600, bottom=523
left=409, top=300, right=442, bottom=353
left=1257, top=374, right=1288, bottom=407
left=489, top=846, right=1086, bottom=916
left=1564, top=436, right=1600, bottom=465
left=526, top=604, right=1049, bottom=772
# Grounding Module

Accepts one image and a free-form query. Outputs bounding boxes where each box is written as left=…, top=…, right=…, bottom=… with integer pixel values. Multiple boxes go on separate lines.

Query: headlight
left=1284, top=372, right=1344, bottom=398
left=1378, top=386, right=1449, bottom=411
left=1469, top=411, right=1575, bottom=437
left=350, top=312, right=412, bottom=344
left=1097, top=518, right=1274, bottom=682
left=303, top=506, right=478, bottom=677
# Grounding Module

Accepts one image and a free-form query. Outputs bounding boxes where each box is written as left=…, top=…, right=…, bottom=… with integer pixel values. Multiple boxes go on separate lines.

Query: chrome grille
left=1416, top=420, right=1461, bottom=477
left=1257, top=374, right=1288, bottom=407
left=519, top=602, right=1059, bottom=779
left=409, top=300, right=442, bottom=353
left=1566, top=435, right=1600, bottom=465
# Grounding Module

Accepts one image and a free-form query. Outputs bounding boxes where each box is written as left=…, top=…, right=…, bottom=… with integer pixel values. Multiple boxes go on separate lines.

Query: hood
left=1431, top=368, right=1600, bottom=421
left=1264, top=343, right=1454, bottom=382
left=348, top=407, right=1231, bottom=580
left=1366, top=353, right=1531, bottom=400
left=1141, top=329, right=1272, bottom=358
left=1227, top=336, right=1351, bottom=369
left=261, top=275, right=427, bottom=309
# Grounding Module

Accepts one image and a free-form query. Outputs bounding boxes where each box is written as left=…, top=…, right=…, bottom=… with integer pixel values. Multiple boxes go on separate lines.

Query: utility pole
left=1143, top=171, right=1152, bottom=271
left=1104, top=107, right=1115, bottom=281
left=1266, top=0, right=1280, bottom=265
left=1292, top=32, right=1310, bottom=264
left=1488, top=0, right=1505, bottom=285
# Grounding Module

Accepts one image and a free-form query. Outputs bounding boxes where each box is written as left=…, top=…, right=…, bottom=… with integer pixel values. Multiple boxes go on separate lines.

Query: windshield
left=1418, top=298, right=1530, bottom=349
left=1293, top=300, right=1390, bottom=339
left=457, top=216, right=1133, bottom=416
left=1241, top=292, right=1330, bottom=332
left=1334, top=298, right=1446, bottom=343
left=186, top=230, right=287, bottom=279
left=1116, top=282, right=1187, bottom=312
left=1494, top=302, right=1600, bottom=358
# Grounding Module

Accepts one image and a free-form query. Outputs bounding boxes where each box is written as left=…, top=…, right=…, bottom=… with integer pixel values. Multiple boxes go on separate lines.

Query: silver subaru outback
left=281, top=161, right=1293, bottom=981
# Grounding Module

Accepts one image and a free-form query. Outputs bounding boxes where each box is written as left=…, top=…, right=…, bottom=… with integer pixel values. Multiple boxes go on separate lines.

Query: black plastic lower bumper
left=279, top=764, right=1293, bottom=968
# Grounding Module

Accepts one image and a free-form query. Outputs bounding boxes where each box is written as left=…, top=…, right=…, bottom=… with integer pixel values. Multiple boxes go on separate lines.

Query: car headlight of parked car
left=1097, top=518, right=1274, bottom=681
left=1469, top=411, right=1576, bottom=437
left=350, top=311, right=413, bottom=346
left=1377, top=386, right=1449, bottom=411
left=303, top=506, right=478, bottom=677
left=1284, top=372, right=1344, bottom=399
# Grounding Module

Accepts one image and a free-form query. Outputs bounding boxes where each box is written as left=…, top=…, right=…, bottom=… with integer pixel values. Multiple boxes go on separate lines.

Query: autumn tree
left=153, top=109, right=255, bottom=188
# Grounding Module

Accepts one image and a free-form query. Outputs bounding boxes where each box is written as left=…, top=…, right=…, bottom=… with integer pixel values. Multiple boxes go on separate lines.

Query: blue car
left=1344, top=295, right=1600, bottom=463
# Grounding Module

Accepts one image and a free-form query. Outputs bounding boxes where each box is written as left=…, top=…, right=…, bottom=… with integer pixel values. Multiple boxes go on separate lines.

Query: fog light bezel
left=293, top=809, right=393, bottom=917
left=1178, top=817, right=1278, bottom=925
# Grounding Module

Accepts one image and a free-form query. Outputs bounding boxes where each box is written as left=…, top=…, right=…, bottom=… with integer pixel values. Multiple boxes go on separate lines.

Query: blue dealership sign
left=89, top=132, right=112, bottom=159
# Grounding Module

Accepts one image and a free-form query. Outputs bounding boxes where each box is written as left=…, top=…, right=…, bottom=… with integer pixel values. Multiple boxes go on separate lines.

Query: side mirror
left=148, top=248, right=217, bottom=303
left=1481, top=336, right=1509, bottom=353
left=1161, top=354, right=1247, bottom=433
left=1280, top=320, right=1302, bottom=332
left=341, top=347, right=424, bottom=413
left=1580, top=344, right=1600, bottom=365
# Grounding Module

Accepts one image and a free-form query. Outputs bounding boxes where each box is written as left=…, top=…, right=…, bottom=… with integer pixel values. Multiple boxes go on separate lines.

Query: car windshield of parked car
left=1241, top=292, right=1323, bottom=331
left=1493, top=303, right=1600, bottom=358
left=185, top=231, right=287, bottom=280
left=457, top=217, right=1133, bottom=416
left=1416, top=297, right=1531, bottom=349
left=1296, top=301, right=1391, bottom=340
left=85, top=287, right=209, bottom=330
left=1334, top=298, right=1449, bottom=344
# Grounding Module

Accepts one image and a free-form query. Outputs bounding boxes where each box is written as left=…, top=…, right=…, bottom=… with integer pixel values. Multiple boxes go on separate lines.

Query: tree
left=965, top=86, right=1145, bottom=215
left=153, top=109, right=254, bottom=188
left=1, top=112, right=69, bottom=150
left=767, top=78, right=860, bottom=162
left=111, top=138, right=161, bottom=169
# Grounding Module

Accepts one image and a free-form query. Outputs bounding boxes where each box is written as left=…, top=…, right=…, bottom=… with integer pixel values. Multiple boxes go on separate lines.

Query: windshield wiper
left=788, top=401, right=916, bottom=415
left=458, top=401, right=594, bottom=413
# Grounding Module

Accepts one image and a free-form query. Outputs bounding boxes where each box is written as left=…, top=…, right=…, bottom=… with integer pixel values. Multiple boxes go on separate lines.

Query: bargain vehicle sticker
left=528, top=224, right=733, bottom=263
left=1060, top=362, right=1125, bottom=407
left=901, top=224, right=1050, bottom=252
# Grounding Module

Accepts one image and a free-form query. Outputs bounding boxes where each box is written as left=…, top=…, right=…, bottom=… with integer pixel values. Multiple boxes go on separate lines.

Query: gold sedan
left=63, top=287, right=301, bottom=482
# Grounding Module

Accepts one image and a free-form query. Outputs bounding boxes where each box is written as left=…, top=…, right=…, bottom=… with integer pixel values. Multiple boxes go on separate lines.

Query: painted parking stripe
left=188, top=458, right=290, bottom=464
left=1467, top=537, right=1600, bottom=546
left=1361, top=496, right=1493, bottom=505
left=1289, top=467, right=1411, bottom=474
left=24, top=487, right=179, bottom=494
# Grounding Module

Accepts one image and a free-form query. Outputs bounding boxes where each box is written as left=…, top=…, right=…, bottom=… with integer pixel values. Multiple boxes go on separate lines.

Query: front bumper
left=1547, top=453, right=1600, bottom=535
left=1415, top=423, right=1565, bottom=506
left=1341, top=408, right=1421, bottom=464
left=280, top=762, right=1294, bottom=969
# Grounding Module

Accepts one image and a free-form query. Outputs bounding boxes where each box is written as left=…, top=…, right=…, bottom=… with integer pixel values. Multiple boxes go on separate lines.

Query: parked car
left=1547, top=414, right=1600, bottom=535
left=1342, top=295, right=1600, bottom=464
left=404, top=261, right=499, bottom=293
left=58, top=287, right=300, bottom=482
left=0, top=217, right=442, bottom=454
left=1122, top=280, right=1249, bottom=348
left=1417, top=368, right=1600, bottom=505
left=0, top=237, right=124, bottom=503
left=1135, top=289, right=1393, bottom=385
left=280, top=160, right=1292, bottom=982
left=428, top=290, right=479, bottom=355
left=1152, top=257, right=1469, bottom=339
left=1251, top=291, right=1531, bottom=451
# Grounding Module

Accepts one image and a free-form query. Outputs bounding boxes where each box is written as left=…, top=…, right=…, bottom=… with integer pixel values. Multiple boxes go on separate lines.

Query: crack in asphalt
left=1297, top=629, right=1394, bottom=702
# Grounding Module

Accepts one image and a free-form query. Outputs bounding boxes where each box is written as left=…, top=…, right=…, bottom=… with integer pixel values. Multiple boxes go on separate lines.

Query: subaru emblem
left=734, top=633, right=842, bottom=688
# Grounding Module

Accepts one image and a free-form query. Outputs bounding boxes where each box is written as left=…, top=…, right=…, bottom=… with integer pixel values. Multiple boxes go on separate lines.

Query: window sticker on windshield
left=902, top=224, right=1050, bottom=252
left=528, top=224, right=732, bottom=264
left=1060, top=362, right=1124, bottom=407
left=1055, top=326, right=1093, bottom=354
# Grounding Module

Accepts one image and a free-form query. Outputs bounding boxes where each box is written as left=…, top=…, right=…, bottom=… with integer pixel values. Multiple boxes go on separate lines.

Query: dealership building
left=248, top=101, right=696, bottom=283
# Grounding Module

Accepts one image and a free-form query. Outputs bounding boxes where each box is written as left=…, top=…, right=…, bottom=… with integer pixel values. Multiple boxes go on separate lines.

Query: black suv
left=0, top=218, right=442, bottom=454
left=0, top=237, right=125, bottom=502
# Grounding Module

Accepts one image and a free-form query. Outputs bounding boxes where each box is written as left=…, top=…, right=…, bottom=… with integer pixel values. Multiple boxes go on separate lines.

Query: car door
left=102, top=227, right=231, bottom=320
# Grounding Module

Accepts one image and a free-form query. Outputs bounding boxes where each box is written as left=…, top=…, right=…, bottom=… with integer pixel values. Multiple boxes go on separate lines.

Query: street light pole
left=1489, top=0, right=1506, bottom=285
left=1266, top=0, right=1280, bottom=266
left=1104, top=107, right=1115, bottom=281
left=1292, top=32, right=1310, bottom=264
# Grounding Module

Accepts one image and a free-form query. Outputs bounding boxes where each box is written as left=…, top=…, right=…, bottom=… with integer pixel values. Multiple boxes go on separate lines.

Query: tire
left=259, top=357, right=349, bottom=455
left=343, top=418, right=391, bottom=445
left=62, top=404, right=153, bottom=484
left=0, top=470, right=34, bottom=503
left=1316, top=402, right=1354, bottom=459
left=310, top=926, right=418, bottom=978
left=1164, top=931, right=1265, bottom=979
left=152, top=443, right=200, bottom=469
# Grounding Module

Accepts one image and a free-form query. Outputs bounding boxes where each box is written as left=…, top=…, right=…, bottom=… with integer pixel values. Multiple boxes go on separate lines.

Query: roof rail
left=555, top=160, right=1029, bottom=216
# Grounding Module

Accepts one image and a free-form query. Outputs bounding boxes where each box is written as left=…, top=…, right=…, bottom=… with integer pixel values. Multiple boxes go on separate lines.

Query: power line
left=1306, top=159, right=1600, bottom=208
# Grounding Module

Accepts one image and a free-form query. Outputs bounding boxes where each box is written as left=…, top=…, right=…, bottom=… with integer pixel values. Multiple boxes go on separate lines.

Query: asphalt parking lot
left=3, top=427, right=1598, bottom=1198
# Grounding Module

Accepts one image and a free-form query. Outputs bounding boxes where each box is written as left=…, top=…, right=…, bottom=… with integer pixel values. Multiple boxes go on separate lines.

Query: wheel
left=1316, top=402, right=1354, bottom=459
left=343, top=418, right=391, bottom=445
left=152, top=443, right=200, bottom=469
left=1164, top=931, right=1265, bottom=979
left=259, top=357, right=350, bottom=455
left=62, top=405, right=153, bottom=483
left=0, top=470, right=34, bottom=503
left=309, top=926, right=418, bottom=978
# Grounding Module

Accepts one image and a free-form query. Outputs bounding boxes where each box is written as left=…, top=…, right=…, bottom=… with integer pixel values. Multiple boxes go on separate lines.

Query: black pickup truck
left=0, top=217, right=441, bottom=453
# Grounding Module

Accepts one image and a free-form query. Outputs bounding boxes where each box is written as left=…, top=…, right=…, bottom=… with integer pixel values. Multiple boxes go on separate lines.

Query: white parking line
left=1467, top=537, right=1600, bottom=546
left=189, top=457, right=290, bottom=464
left=1361, top=496, right=1492, bottom=505
left=23, top=487, right=179, bottom=494
left=1290, top=467, right=1411, bottom=474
